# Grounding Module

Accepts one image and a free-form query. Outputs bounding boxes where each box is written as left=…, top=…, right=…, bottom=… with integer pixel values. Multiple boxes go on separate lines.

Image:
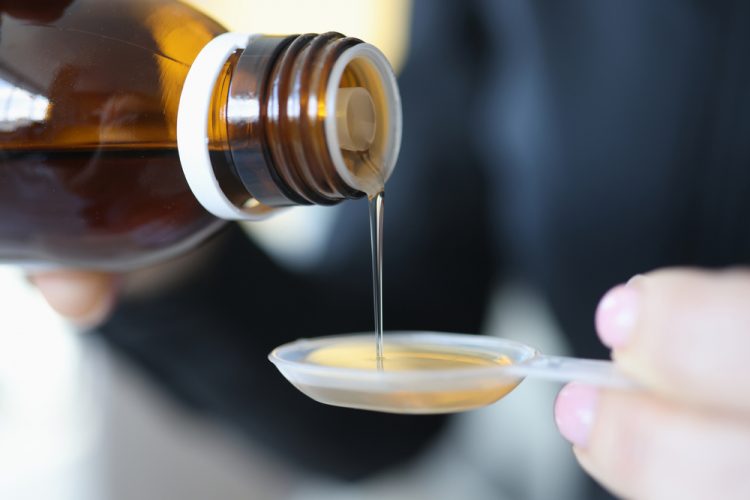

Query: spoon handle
left=506, top=355, right=638, bottom=389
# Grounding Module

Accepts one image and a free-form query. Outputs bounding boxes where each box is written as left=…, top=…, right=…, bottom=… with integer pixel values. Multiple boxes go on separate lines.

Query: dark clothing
left=98, top=1, right=750, bottom=498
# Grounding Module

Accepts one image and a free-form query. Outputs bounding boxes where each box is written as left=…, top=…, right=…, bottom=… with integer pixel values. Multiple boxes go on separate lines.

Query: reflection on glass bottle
left=0, top=77, right=51, bottom=132
left=0, top=0, right=228, bottom=268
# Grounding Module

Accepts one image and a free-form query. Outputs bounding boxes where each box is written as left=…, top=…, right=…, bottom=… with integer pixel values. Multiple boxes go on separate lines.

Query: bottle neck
left=179, top=32, right=401, bottom=220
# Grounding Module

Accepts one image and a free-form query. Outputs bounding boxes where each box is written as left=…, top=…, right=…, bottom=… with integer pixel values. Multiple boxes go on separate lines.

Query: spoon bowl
left=269, top=332, right=538, bottom=414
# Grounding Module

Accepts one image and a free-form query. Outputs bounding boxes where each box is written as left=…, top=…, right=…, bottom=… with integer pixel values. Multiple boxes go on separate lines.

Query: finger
left=29, top=270, right=119, bottom=328
left=595, top=268, right=750, bottom=414
left=555, top=383, right=750, bottom=500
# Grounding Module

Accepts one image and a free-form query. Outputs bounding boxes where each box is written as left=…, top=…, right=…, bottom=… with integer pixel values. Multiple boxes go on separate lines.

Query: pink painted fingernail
left=554, top=383, right=599, bottom=448
left=595, top=283, right=640, bottom=348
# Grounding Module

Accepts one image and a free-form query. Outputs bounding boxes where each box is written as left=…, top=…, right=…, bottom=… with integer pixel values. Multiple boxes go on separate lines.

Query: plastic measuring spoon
left=269, top=331, right=636, bottom=414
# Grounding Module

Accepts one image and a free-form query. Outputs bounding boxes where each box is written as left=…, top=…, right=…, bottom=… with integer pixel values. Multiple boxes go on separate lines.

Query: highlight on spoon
left=269, top=332, right=537, bottom=414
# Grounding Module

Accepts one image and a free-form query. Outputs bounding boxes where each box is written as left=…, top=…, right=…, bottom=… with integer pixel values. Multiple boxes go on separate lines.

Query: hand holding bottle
left=26, top=236, right=226, bottom=328
left=555, top=269, right=750, bottom=499
left=29, top=271, right=118, bottom=327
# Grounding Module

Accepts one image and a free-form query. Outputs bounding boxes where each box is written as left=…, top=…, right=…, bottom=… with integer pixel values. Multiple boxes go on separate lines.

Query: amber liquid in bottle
left=0, top=0, right=228, bottom=268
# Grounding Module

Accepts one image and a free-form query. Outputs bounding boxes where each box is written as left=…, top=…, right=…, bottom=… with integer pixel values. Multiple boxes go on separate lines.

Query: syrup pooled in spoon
left=298, top=337, right=521, bottom=414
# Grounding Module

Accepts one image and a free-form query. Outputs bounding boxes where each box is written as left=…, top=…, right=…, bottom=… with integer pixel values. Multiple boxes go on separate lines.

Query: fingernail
left=595, top=283, right=640, bottom=348
left=554, top=383, right=599, bottom=448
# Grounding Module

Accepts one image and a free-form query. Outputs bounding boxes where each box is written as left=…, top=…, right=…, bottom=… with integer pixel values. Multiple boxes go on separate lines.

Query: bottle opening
left=325, top=45, right=402, bottom=198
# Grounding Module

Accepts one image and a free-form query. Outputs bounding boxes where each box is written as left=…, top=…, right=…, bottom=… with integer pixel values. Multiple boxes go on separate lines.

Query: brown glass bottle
left=0, top=0, right=401, bottom=269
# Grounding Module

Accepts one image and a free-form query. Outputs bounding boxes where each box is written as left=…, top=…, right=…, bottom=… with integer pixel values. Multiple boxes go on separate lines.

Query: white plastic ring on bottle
left=177, top=32, right=263, bottom=220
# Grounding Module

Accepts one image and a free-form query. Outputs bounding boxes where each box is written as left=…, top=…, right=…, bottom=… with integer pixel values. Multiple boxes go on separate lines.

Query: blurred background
left=0, top=1, right=586, bottom=499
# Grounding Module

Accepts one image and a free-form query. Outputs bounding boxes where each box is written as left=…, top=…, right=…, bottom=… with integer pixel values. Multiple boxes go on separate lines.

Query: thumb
left=29, top=270, right=119, bottom=328
left=595, top=268, right=750, bottom=414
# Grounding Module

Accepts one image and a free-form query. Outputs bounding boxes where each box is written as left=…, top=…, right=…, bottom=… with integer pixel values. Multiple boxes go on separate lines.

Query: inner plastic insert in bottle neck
left=336, top=87, right=376, bottom=152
